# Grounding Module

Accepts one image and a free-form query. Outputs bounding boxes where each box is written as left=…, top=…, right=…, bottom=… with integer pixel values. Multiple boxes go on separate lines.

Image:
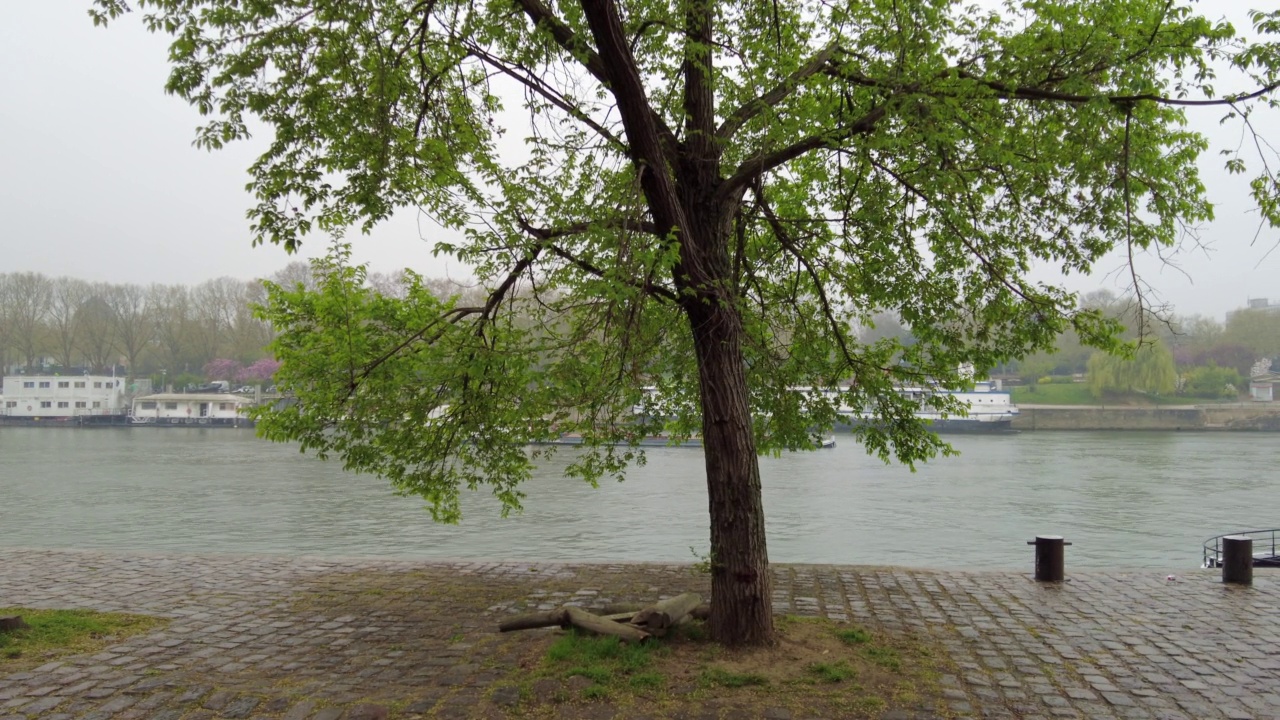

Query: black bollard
left=1222, top=535, right=1253, bottom=585
left=1027, top=535, right=1071, bottom=582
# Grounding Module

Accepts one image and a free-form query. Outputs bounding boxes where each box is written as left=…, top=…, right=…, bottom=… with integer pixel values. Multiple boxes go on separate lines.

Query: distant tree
left=106, top=283, right=155, bottom=376
left=74, top=287, right=117, bottom=373
left=149, top=283, right=198, bottom=374
left=1087, top=341, right=1177, bottom=397
left=237, top=358, right=281, bottom=384
left=1182, top=363, right=1242, bottom=399
left=48, top=277, right=92, bottom=370
left=7, top=272, right=52, bottom=370
left=1222, top=309, right=1280, bottom=363
left=203, top=358, right=243, bottom=383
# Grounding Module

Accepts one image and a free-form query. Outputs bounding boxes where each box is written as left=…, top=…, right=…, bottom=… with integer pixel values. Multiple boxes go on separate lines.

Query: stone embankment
left=3, top=549, right=1280, bottom=719
left=1013, top=403, right=1280, bottom=431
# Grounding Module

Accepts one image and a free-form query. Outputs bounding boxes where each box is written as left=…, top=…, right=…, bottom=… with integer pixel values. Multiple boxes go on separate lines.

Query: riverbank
left=1, top=548, right=1275, bottom=719
left=1012, top=403, right=1280, bottom=431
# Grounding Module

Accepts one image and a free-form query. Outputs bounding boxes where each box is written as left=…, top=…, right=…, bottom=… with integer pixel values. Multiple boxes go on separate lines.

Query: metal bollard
left=1222, top=535, right=1253, bottom=585
left=1027, top=535, right=1071, bottom=582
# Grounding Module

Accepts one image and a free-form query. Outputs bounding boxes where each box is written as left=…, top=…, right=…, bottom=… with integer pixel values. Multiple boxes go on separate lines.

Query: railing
left=1203, top=529, right=1280, bottom=568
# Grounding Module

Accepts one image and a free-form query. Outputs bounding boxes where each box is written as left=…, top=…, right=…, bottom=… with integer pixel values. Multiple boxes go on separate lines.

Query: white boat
left=129, top=393, right=255, bottom=427
left=836, top=379, right=1019, bottom=433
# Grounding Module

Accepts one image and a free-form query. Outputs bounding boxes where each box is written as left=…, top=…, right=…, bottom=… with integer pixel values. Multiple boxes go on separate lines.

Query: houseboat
left=129, top=393, right=255, bottom=427
left=0, top=374, right=129, bottom=425
left=837, top=379, right=1020, bottom=433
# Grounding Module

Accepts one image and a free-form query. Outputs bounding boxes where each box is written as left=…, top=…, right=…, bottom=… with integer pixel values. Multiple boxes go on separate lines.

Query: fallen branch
left=498, top=594, right=708, bottom=640
left=564, top=606, right=650, bottom=642
left=632, top=593, right=703, bottom=632
left=498, top=608, right=569, bottom=633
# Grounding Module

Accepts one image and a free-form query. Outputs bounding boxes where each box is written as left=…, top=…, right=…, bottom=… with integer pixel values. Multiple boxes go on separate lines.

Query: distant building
left=0, top=374, right=127, bottom=422
left=1227, top=298, right=1280, bottom=323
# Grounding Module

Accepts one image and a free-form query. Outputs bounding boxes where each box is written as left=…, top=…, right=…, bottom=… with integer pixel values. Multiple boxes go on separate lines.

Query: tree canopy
left=93, top=0, right=1280, bottom=644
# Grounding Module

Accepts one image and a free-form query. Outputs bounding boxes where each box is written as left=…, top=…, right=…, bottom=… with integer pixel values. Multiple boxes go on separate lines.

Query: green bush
left=1182, top=363, right=1242, bottom=399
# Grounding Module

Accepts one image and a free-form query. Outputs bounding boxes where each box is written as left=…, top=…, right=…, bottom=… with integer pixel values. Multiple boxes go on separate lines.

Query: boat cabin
left=0, top=374, right=127, bottom=422
left=130, top=393, right=254, bottom=426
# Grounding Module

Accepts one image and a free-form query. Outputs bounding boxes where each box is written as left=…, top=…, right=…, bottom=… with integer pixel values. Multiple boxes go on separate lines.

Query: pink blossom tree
left=203, top=358, right=243, bottom=382
left=237, top=358, right=281, bottom=384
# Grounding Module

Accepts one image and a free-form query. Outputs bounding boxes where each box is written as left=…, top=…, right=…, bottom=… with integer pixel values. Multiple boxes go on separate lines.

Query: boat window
left=74, top=381, right=85, bottom=388
left=94, top=382, right=103, bottom=388
left=58, top=381, right=69, bottom=388
left=39, top=381, right=50, bottom=388
left=75, top=401, right=86, bottom=408
left=40, top=401, right=52, bottom=408
left=5, top=401, right=15, bottom=408
left=164, top=402, right=178, bottom=410
left=57, top=402, right=69, bottom=408
left=93, top=402, right=101, bottom=409
left=140, top=402, right=156, bottom=410
left=23, top=381, right=34, bottom=388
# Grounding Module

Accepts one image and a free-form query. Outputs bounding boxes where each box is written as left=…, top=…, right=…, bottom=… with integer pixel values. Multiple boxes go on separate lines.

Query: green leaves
left=97, top=0, right=1280, bottom=519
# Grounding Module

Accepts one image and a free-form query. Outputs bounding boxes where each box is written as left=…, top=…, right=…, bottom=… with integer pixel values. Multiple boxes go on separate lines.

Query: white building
left=129, top=393, right=254, bottom=426
left=0, top=375, right=127, bottom=422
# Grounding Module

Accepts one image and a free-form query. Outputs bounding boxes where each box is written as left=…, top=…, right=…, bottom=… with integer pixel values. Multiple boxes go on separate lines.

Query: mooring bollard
left=1222, top=535, right=1253, bottom=585
left=1027, top=535, right=1071, bottom=582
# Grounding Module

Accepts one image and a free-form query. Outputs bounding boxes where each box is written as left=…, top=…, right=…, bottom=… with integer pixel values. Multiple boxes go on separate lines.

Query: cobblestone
left=1, top=549, right=1278, bottom=718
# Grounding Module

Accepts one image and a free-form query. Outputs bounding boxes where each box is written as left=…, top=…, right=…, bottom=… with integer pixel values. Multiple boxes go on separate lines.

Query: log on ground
left=565, top=606, right=650, bottom=643
left=631, top=593, right=703, bottom=631
left=498, top=608, right=569, bottom=633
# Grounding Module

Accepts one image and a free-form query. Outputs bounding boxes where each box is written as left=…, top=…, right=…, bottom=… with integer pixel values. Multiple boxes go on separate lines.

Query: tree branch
left=514, top=216, right=679, bottom=303
left=717, top=105, right=887, bottom=204
left=717, top=43, right=838, bottom=141
left=513, top=0, right=679, bottom=163
left=464, top=42, right=627, bottom=152
left=578, top=0, right=685, bottom=232
left=683, top=0, right=716, bottom=165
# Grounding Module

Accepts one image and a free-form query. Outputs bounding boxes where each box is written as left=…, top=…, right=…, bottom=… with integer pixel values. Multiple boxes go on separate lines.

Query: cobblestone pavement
left=1, top=549, right=1277, bottom=719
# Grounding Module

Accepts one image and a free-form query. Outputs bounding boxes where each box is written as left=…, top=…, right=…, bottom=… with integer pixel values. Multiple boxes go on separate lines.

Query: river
left=0, top=427, right=1270, bottom=570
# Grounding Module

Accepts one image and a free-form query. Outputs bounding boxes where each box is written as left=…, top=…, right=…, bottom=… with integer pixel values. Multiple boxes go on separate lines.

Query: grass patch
left=807, top=660, right=855, bottom=683
left=836, top=626, right=872, bottom=645
left=527, top=615, right=944, bottom=718
left=1012, top=384, right=1196, bottom=406
left=0, top=608, right=164, bottom=667
left=861, top=645, right=902, bottom=671
left=542, top=629, right=664, bottom=698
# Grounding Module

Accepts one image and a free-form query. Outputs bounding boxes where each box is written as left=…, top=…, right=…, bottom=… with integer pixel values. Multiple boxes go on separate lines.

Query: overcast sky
left=2, top=2, right=1276, bottom=321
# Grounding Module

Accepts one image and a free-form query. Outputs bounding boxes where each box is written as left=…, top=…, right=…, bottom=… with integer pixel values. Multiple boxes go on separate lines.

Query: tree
left=1086, top=341, right=1177, bottom=397
left=96, top=0, right=1280, bottom=645
left=48, top=277, right=92, bottom=370
left=106, top=283, right=156, bottom=376
left=75, top=287, right=118, bottom=373
left=203, top=358, right=243, bottom=383
left=1183, top=362, right=1242, bottom=399
left=237, top=358, right=281, bottom=385
left=6, top=272, right=52, bottom=371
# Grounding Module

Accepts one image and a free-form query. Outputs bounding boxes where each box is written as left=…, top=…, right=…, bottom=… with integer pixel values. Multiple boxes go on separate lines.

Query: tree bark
left=688, top=294, right=776, bottom=646
left=579, top=0, right=775, bottom=647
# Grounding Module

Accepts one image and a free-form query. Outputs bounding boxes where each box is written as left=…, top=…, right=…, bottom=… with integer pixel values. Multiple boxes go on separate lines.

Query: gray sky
left=2, top=2, right=1276, bottom=321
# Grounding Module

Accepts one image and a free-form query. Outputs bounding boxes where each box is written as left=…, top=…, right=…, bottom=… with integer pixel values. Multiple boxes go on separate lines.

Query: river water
left=0, top=427, right=1270, bottom=570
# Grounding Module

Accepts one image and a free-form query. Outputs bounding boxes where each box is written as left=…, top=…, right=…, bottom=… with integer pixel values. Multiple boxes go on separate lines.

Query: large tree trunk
left=577, top=0, right=774, bottom=647
left=688, top=296, right=775, bottom=646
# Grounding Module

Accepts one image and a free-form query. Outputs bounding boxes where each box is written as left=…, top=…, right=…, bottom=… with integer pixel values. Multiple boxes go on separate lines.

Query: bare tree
left=106, top=283, right=155, bottom=376
left=75, top=284, right=118, bottom=373
left=149, top=283, right=194, bottom=374
left=48, top=277, right=92, bottom=370
left=6, top=272, right=53, bottom=371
